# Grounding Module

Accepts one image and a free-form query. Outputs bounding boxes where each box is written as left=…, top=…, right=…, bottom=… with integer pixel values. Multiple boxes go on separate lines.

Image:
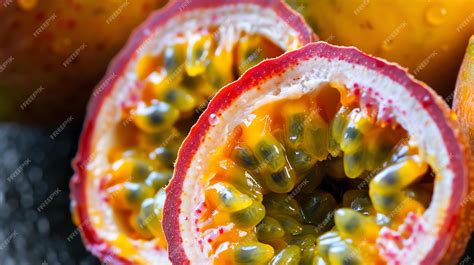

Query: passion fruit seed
left=191, top=94, right=434, bottom=264
left=270, top=245, right=301, bottom=265
left=133, top=101, right=179, bottom=133
left=234, top=242, right=274, bottom=264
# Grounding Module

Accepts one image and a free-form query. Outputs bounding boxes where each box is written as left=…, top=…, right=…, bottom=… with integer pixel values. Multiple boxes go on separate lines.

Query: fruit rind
left=163, top=41, right=472, bottom=264
left=70, top=0, right=315, bottom=264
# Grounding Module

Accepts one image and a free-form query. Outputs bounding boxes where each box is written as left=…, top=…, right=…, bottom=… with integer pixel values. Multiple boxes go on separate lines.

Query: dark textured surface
left=0, top=123, right=472, bottom=264
left=0, top=124, right=98, bottom=265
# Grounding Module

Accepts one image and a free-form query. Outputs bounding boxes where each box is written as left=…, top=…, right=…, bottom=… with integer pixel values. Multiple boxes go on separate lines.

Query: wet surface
left=0, top=123, right=472, bottom=264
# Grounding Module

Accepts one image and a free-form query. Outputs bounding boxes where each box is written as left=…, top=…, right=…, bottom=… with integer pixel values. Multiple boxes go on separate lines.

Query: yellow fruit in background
left=0, top=0, right=167, bottom=124
left=287, top=0, right=474, bottom=98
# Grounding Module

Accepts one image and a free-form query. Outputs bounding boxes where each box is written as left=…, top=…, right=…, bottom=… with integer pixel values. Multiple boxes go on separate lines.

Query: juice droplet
left=425, top=3, right=447, bottom=26
left=208, top=113, right=219, bottom=126
left=17, top=0, right=38, bottom=11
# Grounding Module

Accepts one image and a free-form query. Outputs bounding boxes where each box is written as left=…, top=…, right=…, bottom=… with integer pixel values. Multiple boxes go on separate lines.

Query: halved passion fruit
left=70, top=0, right=314, bottom=264
left=163, top=42, right=474, bottom=264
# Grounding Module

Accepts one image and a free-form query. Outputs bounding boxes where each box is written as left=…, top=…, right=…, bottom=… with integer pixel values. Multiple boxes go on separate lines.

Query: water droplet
left=208, top=113, right=219, bottom=126
left=17, top=0, right=38, bottom=11
left=422, top=95, right=432, bottom=107
left=425, top=3, right=447, bottom=26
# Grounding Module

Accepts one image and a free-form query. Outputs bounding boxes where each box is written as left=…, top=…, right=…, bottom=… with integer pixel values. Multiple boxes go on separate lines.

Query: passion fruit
left=0, top=0, right=167, bottom=124
left=70, top=0, right=315, bottom=264
left=454, top=35, right=474, bottom=151
left=163, top=42, right=474, bottom=264
left=286, top=0, right=474, bottom=98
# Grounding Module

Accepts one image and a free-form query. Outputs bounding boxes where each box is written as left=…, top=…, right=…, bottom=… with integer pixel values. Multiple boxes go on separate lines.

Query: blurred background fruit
left=287, top=0, right=474, bottom=98
left=0, top=0, right=167, bottom=124
left=454, top=36, right=474, bottom=151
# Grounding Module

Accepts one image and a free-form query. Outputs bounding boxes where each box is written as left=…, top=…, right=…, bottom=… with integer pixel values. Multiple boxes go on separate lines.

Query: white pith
left=177, top=52, right=465, bottom=264
left=83, top=3, right=304, bottom=265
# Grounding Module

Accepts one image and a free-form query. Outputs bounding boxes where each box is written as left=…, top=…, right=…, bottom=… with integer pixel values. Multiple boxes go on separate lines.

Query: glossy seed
left=405, top=185, right=432, bottom=208
left=270, top=245, right=301, bottom=265
left=124, top=182, right=155, bottom=206
left=133, top=101, right=179, bottom=133
left=112, top=158, right=151, bottom=184
left=204, top=45, right=234, bottom=89
left=232, top=145, right=260, bottom=170
left=263, top=193, right=301, bottom=219
left=228, top=168, right=263, bottom=202
left=255, top=138, right=286, bottom=172
left=287, top=113, right=305, bottom=147
left=145, top=170, right=172, bottom=190
left=129, top=211, right=153, bottom=239
left=369, top=189, right=403, bottom=215
left=370, top=157, right=428, bottom=192
left=331, top=107, right=351, bottom=144
left=234, top=242, right=274, bottom=264
left=343, top=150, right=366, bottom=178
left=317, top=231, right=342, bottom=262
left=299, top=245, right=317, bottom=265
left=300, top=163, right=325, bottom=194
left=342, top=190, right=373, bottom=215
left=164, top=42, right=186, bottom=75
left=151, top=146, right=177, bottom=168
left=272, top=214, right=304, bottom=236
left=334, top=208, right=380, bottom=241
left=305, top=127, right=329, bottom=161
left=163, top=87, right=196, bottom=112
left=256, top=216, right=285, bottom=242
left=287, top=148, right=316, bottom=175
left=231, top=201, right=265, bottom=228
left=301, top=190, right=337, bottom=226
left=205, top=182, right=253, bottom=212
left=328, top=241, right=363, bottom=265
left=185, top=33, right=214, bottom=76
left=265, top=165, right=297, bottom=193
left=288, top=234, right=318, bottom=249
left=340, top=123, right=364, bottom=154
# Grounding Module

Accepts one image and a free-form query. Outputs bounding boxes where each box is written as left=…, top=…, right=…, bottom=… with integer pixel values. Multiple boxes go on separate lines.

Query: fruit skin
left=163, top=42, right=473, bottom=264
left=454, top=36, right=474, bottom=151
left=0, top=0, right=167, bottom=124
left=286, top=0, right=474, bottom=98
left=69, top=0, right=315, bottom=264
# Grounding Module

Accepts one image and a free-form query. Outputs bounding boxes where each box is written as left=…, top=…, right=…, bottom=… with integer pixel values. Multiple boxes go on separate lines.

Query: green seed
left=229, top=168, right=264, bottom=202
left=234, top=242, right=274, bottom=264
left=334, top=208, right=379, bottom=240
left=305, top=127, right=329, bottom=161
left=263, top=193, right=302, bottom=219
left=233, top=145, right=260, bottom=170
left=326, top=157, right=346, bottom=180
left=300, top=163, right=325, bottom=194
left=231, top=201, right=265, bottom=228
left=265, top=166, right=297, bottom=193
left=145, top=170, right=172, bottom=190
left=317, top=231, right=342, bottom=262
left=331, top=107, right=351, bottom=144
left=256, top=216, right=285, bottom=242
left=287, top=114, right=305, bottom=147
left=255, top=138, right=286, bottom=172
left=288, top=234, right=318, bottom=249
left=164, top=43, right=185, bottom=75
left=299, top=245, right=317, bottom=265
left=328, top=241, right=363, bottom=265
left=343, top=150, right=366, bottom=178
left=151, top=146, right=177, bottom=168
left=369, top=189, right=403, bottom=215
left=301, top=190, right=337, bottom=226
left=163, top=87, right=196, bottom=112
left=272, top=214, right=304, bottom=236
left=287, top=148, right=316, bottom=175
left=340, top=124, right=364, bottom=154
left=124, top=182, right=154, bottom=206
left=206, top=182, right=253, bottom=212
left=133, top=101, right=179, bottom=133
left=405, top=185, right=432, bottom=208
left=270, top=245, right=301, bottom=265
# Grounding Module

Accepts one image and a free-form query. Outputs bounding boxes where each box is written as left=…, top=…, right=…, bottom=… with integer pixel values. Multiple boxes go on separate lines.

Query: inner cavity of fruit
left=195, top=85, right=435, bottom=264
left=101, top=28, right=283, bottom=244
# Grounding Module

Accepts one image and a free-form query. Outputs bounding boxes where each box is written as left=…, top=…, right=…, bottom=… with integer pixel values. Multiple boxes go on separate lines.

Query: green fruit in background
left=0, top=0, right=167, bottom=124
left=287, top=0, right=474, bottom=98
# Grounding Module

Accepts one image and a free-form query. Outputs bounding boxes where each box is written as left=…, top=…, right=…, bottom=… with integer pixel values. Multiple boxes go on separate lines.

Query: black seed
left=288, top=114, right=305, bottom=144
left=234, top=146, right=259, bottom=170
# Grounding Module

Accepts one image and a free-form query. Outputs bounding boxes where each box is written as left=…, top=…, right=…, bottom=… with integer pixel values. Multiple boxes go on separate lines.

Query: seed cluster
left=198, top=92, right=434, bottom=264
left=101, top=28, right=283, bottom=244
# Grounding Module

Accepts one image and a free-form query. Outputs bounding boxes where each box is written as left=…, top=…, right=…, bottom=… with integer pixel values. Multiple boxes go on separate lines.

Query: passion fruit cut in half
left=163, top=42, right=474, bottom=264
left=70, top=0, right=315, bottom=264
